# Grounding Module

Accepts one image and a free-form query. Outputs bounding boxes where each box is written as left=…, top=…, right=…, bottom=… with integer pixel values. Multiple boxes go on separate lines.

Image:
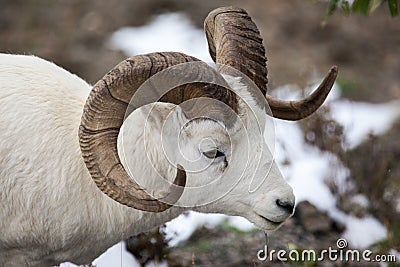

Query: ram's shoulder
left=0, top=53, right=91, bottom=95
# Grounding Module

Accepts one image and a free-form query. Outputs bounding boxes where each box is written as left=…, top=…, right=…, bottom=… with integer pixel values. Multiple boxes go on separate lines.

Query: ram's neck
left=53, top=103, right=184, bottom=262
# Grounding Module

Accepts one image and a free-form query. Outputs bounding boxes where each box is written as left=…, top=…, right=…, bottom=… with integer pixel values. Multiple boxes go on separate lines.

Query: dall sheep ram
left=0, top=6, right=337, bottom=266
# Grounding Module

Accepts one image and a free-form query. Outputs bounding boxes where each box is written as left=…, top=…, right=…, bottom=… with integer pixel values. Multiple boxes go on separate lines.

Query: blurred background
left=1, top=0, right=399, bottom=266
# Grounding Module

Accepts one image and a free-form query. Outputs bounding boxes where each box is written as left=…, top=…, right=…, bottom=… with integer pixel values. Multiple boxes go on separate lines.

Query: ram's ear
left=115, top=102, right=184, bottom=201
left=139, top=103, right=188, bottom=132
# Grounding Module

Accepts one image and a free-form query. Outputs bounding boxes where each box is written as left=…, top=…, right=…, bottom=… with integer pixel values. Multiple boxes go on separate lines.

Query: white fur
left=0, top=54, right=294, bottom=266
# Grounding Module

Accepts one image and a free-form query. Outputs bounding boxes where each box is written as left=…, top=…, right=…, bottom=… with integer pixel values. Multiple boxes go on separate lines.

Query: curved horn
left=204, top=6, right=338, bottom=120
left=79, top=52, right=237, bottom=212
left=265, top=66, right=338, bottom=120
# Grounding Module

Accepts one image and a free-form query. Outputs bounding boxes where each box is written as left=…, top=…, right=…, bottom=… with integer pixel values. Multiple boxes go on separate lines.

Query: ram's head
left=79, top=7, right=337, bottom=231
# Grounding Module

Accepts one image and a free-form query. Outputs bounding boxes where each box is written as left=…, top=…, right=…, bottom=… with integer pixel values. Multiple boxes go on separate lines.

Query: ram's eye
left=203, top=149, right=225, bottom=159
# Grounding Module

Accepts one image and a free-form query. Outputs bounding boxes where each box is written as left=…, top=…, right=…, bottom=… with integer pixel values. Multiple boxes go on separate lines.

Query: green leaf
left=341, top=0, right=351, bottom=14
left=369, top=0, right=383, bottom=14
left=388, top=0, right=399, bottom=17
left=352, top=0, right=371, bottom=14
left=323, top=0, right=340, bottom=24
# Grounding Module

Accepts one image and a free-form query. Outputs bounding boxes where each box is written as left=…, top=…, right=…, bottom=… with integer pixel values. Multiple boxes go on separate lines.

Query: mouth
left=256, top=213, right=284, bottom=227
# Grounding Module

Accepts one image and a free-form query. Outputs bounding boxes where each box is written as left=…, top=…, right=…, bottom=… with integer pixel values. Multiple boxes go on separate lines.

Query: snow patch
left=60, top=242, right=139, bottom=267
left=342, top=216, right=388, bottom=249
left=165, top=212, right=227, bottom=247
left=330, top=99, right=400, bottom=149
left=350, top=194, right=370, bottom=208
left=272, top=82, right=395, bottom=248
left=165, top=212, right=255, bottom=247
left=109, top=12, right=212, bottom=63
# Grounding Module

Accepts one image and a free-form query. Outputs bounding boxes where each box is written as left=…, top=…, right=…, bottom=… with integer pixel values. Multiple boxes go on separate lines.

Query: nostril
left=276, top=199, right=294, bottom=214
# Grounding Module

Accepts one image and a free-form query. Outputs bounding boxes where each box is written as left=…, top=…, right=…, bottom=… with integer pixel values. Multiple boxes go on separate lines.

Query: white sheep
left=0, top=7, right=337, bottom=266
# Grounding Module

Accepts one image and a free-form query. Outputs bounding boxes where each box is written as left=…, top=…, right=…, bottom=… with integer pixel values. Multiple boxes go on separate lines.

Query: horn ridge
left=205, top=6, right=338, bottom=120
left=80, top=52, right=195, bottom=212
left=205, top=6, right=269, bottom=103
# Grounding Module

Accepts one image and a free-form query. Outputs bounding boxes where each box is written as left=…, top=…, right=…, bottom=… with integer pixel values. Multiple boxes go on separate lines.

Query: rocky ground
left=127, top=201, right=385, bottom=266
left=1, top=1, right=399, bottom=266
